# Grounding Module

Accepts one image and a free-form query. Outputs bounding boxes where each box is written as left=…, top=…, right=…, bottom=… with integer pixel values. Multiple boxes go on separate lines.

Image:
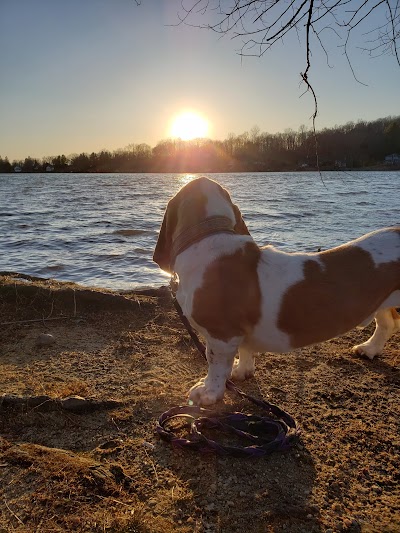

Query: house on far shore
left=384, top=153, right=400, bottom=165
left=46, top=165, right=54, bottom=172
left=334, top=159, right=347, bottom=169
left=14, top=166, right=21, bottom=173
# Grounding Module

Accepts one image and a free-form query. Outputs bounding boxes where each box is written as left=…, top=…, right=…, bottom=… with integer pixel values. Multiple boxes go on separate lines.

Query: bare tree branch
left=170, top=0, right=399, bottom=90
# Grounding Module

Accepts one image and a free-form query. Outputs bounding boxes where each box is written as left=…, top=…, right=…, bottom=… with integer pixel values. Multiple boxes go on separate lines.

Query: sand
left=0, top=274, right=399, bottom=533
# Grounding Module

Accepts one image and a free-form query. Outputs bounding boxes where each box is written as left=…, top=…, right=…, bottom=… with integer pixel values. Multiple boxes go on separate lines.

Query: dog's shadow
left=156, top=378, right=322, bottom=533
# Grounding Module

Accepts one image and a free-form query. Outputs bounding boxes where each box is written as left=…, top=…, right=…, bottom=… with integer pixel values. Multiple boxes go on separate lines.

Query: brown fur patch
left=192, top=242, right=261, bottom=341
left=278, top=246, right=400, bottom=348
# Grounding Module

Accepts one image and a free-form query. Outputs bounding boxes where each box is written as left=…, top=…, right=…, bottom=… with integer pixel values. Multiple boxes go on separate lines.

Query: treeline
left=1, top=116, right=399, bottom=174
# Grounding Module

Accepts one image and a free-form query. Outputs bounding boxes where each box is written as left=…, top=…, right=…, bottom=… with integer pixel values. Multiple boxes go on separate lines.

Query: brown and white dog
left=153, top=177, right=400, bottom=406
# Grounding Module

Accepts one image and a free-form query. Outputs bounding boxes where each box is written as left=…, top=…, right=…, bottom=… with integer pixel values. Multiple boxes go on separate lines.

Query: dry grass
left=0, top=275, right=399, bottom=533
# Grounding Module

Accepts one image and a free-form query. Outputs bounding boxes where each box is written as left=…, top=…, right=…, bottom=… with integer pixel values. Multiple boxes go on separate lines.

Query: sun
left=170, top=111, right=209, bottom=140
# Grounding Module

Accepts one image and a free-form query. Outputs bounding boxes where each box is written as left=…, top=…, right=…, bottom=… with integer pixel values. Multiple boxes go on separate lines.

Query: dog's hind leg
left=231, top=345, right=255, bottom=381
left=353, top=308, right=400, bottom=359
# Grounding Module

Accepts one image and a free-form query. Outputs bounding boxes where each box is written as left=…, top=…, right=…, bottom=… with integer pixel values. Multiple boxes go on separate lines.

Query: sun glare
left=170, top=112, right=209, bottom=140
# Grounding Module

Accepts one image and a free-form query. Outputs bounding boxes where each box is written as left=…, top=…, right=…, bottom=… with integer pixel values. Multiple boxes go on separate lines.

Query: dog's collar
left=171, top=215, right=235, bottom=268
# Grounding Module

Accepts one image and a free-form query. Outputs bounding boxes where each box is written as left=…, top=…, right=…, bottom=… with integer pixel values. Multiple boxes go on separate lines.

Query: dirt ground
left=0, top=274, right=399, bottom=533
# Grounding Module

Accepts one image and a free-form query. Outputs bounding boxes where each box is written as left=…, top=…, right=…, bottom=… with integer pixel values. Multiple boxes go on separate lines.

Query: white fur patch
left=249, top=247, right=321, bottom=352
left=351, top=228, right=400, bottom=265
left=204, top=183, right=237, bottom=224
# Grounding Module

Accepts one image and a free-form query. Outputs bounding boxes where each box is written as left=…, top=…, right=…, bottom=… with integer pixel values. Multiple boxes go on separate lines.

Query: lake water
left=0, top=172, right=399, bottom=290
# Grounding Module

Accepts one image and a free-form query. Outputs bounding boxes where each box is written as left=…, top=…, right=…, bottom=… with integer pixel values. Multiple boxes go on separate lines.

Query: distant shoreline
left=3, top=116, right=399, bottom=174
left=3, top=166, right=400, bottom=175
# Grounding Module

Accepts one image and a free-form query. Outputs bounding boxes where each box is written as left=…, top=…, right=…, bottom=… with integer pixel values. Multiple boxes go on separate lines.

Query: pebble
left=35, top=333, right=55, bottom=346
left=332, top=502, right=342, bottom=512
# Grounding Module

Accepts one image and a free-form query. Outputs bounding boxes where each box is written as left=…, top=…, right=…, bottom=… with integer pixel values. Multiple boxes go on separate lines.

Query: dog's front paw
left=188, top=379, right=224, bottom=406
left=352, top=343, right=379, bottom=360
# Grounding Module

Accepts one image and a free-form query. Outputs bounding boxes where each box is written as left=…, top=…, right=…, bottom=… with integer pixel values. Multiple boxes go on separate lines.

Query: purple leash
left=156, top=284, right=300, bottom=457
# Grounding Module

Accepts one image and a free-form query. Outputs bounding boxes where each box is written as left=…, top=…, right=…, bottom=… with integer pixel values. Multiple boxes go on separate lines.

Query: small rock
left=332, top=502, right=342, bottom=513
left=35, top=333, right=55, bottom=346
left=205, top=503, right=215, bottom=512
left=61, top=396, right=87, bottom=411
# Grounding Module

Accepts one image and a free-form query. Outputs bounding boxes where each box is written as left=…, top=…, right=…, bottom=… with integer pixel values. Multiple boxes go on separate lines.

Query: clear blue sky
left=1, top=0, right=399, bottom=162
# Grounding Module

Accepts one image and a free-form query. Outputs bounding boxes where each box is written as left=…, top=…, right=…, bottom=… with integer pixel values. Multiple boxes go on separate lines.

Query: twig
left=1, top=316, right=80, bottom=326
left=96, top=495, right=132, bottom=506
left=45, top=299, right=55, bottom=320
left=0, top=394, right=124, bottom=413
left=143, top=448, right=159, bottom=483
left=4, top=499, right=24, bottom=525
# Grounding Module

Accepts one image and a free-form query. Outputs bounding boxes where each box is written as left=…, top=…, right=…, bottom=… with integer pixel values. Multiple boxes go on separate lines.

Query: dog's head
left=153, top=177, right=250, bottom=273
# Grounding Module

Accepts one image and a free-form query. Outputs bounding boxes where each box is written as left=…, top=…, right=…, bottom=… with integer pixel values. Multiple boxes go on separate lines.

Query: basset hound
left=154, top=177, right=400, bottom=406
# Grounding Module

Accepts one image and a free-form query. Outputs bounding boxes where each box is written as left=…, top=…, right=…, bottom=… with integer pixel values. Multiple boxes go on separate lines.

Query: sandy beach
left=0, top=274, right=399, bottom=532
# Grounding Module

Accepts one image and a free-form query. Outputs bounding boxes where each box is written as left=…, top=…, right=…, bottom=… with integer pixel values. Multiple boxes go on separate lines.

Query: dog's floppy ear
left=153, top=200, right=178, bottom=274
left=153, top=212, right=172, bottom=274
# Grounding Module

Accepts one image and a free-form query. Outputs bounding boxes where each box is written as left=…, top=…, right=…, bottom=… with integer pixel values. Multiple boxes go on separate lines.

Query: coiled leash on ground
left=156, top=279, right=300, bottom=457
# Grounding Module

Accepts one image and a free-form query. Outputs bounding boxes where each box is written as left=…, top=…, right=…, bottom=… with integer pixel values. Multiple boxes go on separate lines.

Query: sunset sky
left=1, top=0, right=399, bottom=162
